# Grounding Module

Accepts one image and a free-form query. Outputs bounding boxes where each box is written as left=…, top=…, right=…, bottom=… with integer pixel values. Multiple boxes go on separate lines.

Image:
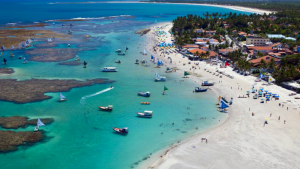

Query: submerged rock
left=0, top=78, right=114, bottom=103
left=0, top=116, right=54, bottom=129
left=0, top=68, right=14, bottom=75
left=0, top=130, right=44, bottom=153
left=58, top=61, right=82, bottom=66
left=26, top=48, right=78, bottom=62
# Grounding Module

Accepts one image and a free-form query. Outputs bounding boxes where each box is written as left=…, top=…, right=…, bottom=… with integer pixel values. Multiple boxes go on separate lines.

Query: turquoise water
left=0, top=2, right=249, bottom=169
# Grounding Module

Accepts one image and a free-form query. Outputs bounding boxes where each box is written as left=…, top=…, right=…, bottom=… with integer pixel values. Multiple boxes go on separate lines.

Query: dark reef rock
left=135, top=28, right=151, bottom=36
left=26, top=48, right=78, bottom=62
left=58, top=61, right=82, bottom=66
left=0, top=116, right=54, bottom=129
left=0, top=78, right=114, bottom=103
left=0, top=68, right=14, bottom=75
left=0, top=130, right=44, bottom=153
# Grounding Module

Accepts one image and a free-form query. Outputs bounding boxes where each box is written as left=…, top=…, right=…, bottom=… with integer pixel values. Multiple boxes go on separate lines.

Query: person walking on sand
left=284, top=120, right=286, bottom=124
left=270, top=113, right=272, bottom=117
left=278, top=116, right=280, bottom=120
left=252, top=112, right=254, bottom=116
left=206, top=139, right=208, bottom=144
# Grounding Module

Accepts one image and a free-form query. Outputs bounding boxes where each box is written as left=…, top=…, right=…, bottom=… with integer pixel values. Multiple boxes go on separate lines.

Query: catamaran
left=101, top=67, right=118, bottom=72
left=34, top=118, right=45, bottom=132
left=58, top=93, right=67, bottom=102
left=154, top=72, right=166, bottom=82
left=137, top=110, right=153, bottom=118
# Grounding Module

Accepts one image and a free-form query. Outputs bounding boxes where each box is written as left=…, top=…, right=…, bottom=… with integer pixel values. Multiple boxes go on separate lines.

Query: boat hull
left=195, top=89, right=208, bottom=92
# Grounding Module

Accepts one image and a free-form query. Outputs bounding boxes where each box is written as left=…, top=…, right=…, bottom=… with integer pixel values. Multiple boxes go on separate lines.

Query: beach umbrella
left=266, top=118, right=269, bottom=121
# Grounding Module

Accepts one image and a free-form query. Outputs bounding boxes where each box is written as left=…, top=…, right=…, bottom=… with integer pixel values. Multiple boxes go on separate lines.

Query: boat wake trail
left=80, top=87, right=114, bottom=104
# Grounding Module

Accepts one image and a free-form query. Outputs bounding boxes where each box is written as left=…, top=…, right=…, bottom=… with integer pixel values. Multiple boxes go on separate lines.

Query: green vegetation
left=273, top=53, right=300, bottom=84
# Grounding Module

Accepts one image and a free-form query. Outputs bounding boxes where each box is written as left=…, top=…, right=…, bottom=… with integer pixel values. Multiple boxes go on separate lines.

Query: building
left=218, top=49, right=234, bottom=56
left=182, top=44, right=199, bottom=49
left=267, top=34, right=286, bottom=39
left=247, top=46, right=274, bottom=55
left=246, top=36, right=270, bottom=46
left=248, top=55, right=279, bottom=67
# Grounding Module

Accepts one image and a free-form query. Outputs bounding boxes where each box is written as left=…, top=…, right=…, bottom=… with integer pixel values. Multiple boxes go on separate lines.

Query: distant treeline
left=143, top=0, right=300, bottom=13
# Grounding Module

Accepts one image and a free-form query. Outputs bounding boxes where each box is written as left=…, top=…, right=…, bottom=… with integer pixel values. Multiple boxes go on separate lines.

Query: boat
left=138, top=91, right=150, bottom=97
left=137, top=110, right=153, bottom=118
left=101, top=67, right=118, bottom=72
left=68, top=30, right=73, bottom=34
left=143, top=49, right=147, bottom=55
left=113, top=127, right=128, bottom=134
left=34, top=118, right=45, bottom=132
left=99, top=105, right=113, bottom=111
left=155, top=72, right=166, bottom=82
left=10, top=51, right=14, bottom=57
left=140, top=102, right=150, bottom=105
left=202, top=80, right=214, bottom=86
left=47, top=38, right=52, bottom=43
left=118, top=53, right=126, bottom=56
left=58, top=93, right=67, bottom=102
left=194, top=87, right=208, bottom=92
left=115, top=60, right=121, bottom=63
left=165, top=67, right=172, bottom=73
left=115, top=49, right=122, bottom=53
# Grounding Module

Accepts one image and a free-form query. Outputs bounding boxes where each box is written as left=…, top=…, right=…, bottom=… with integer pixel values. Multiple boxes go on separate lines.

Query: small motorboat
left=115, top=49, right=122, bottom=53
left=202, top=80, right=214, bottom=86
left=99, top=105, right=113, bottom=111
left=155, top=72, right=166, bottom=82
left=113, top=127, right=128, bottom=134
left=118, top=53, right=126, bottom=56
left=138, top=91, right=150, bottom=97
left=194, top=87, right=208, bottom=92
left=137, top=110, right=153, bottom=118
left=115, top=60, right=121, bottom=63
left=58, top=93, right=67, bottom=102
left=140, top=102, right=150, bottom=105
left=101, top=67, right=118, bottom=72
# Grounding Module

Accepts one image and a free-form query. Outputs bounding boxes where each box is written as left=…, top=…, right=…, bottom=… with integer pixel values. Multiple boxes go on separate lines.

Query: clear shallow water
left=0, top=2, right=249, bottom=169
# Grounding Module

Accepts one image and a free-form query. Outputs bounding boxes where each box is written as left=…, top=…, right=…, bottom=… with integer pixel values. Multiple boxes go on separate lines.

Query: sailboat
left=34, top=118, right=45, bottom=132
left=162, top=85, right=168, bottom=95
left=143, top=49, right=147, bottom=55
left=219, top=100, right=229, bottom=112
left=154, top=72, right=166, bottom=82
left=58, top=93, right=67, bottom=102
left=10, top=51, right=14, bottom=57
left=1, top=51, right=3, bottom=57
left=48, top=38, right=52, bottom=43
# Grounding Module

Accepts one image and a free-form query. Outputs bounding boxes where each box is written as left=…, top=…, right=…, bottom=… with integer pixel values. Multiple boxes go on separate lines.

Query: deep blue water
left=0, top=2, right=250, bottom=169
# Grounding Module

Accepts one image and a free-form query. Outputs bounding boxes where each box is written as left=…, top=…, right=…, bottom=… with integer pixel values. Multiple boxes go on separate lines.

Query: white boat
left=137, top=110, right=153, bottom=118
left=116, top=49, right=122, bottom=53
left=102, top=67, right=118, bottom=72
left=154, top=72, right=166, bottom=82
left=48, top=38, right=52, bottom=43
left=34, top=118, right=45, bottom=132
left=58, top=93, right=67, bottom=102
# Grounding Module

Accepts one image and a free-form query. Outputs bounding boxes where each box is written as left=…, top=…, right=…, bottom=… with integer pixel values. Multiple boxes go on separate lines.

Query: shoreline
left=139, top=22, right=300, bottom=169
left=50, top=1, right=274, bottom=15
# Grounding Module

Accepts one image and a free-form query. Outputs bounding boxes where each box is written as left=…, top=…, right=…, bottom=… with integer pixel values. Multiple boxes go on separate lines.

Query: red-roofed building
left=189, top=49, right=206, bottom=55
left=247, top=46, right=274, bottom=55
left=219, top=49, right=234, bottom=56
left=249, top=55, right=280, bottom=67
left=182, top=44, right=199, bottom=49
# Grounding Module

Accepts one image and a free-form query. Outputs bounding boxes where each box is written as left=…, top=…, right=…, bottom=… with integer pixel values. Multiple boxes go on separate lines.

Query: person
left=278, top=116, right=280, bottom=120
left=110, top=86, right=113, bottom=89
left=3, top=58, right=7, bottom=65
left=206, top=139, right=208, bottom=144
left=83, top=61, right=87, bottom=68
left=284, top=120, right=286, bottom=124
left=252, top=112, right=254, bottom=116
left=162, top=91, right=165, bottom=95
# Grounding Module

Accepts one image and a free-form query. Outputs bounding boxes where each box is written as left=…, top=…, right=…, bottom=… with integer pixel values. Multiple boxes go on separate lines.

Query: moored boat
left=101, top=67, right=118, bottom=72
left=137, top=110, right=153, bottom=118
left=194, top=87, right=208, bottom=92
left=99, top=105, right=113, bottom=111
left=115, top=60, right=121, bottom=63
left=118, top=53, right=126, bottom=56
left=140, top=102, right=150, bottom=105
left=113, top=127, right=128, bottom=134
left=138, top=91, right=150, bottom=97
left=115, top=49, right=122, bottom=53
left=202, top=80, right=214, bottom=86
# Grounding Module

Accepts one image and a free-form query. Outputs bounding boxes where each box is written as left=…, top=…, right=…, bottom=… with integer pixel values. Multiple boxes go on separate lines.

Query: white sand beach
left=100, top=1, right=274, bottom=15
left=138, top=23, right=300, bottom=169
